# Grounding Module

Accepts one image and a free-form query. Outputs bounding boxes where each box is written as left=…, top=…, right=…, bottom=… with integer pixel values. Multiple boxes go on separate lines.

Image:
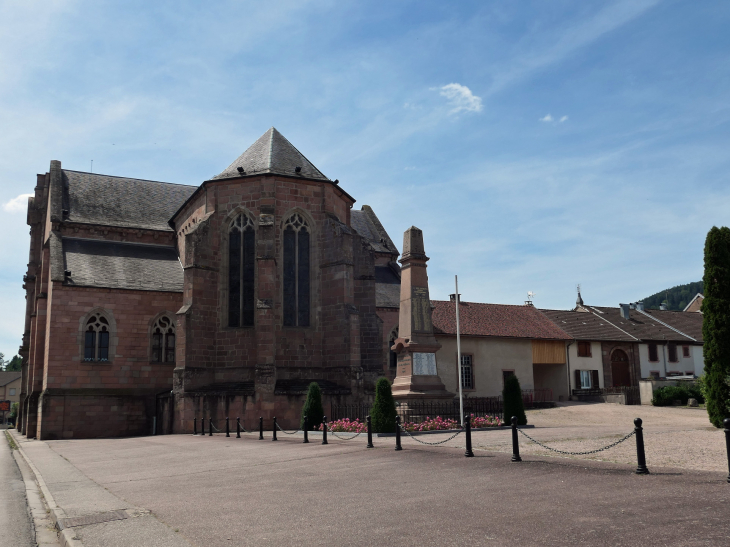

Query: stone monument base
left=392, top=374, right=454, bottom=402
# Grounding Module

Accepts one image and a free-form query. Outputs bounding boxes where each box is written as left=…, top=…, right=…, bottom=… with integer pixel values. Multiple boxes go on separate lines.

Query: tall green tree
left=300, top=382, right=324, bottom=430
left=702, top=226, right=730, bottom=428
left=370, top=377, right=397, bottom=433
left=503, top=374, right=527, bottom=426
left=5, top=355, right=21, bottom=372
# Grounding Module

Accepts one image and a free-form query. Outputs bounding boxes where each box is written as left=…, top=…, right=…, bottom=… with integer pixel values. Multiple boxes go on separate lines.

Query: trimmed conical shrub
left=702, top=226, right=730, bottom=428
left=503, top=374, right=527, bottom=426
left=370, top=377, right=397, bottom=433
left=300, top=382, right=324, bottom=430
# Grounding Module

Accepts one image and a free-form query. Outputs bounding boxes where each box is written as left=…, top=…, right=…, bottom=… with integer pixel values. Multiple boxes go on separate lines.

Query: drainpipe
left=565, top=340, right=574, bottom=402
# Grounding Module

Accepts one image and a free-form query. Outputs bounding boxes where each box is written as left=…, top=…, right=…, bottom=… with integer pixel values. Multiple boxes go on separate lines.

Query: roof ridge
left=587, top=310, right=639, bottom=341
left=634, top=308, right=696, bottom=342
left=63, top=169, right=196, bottom=188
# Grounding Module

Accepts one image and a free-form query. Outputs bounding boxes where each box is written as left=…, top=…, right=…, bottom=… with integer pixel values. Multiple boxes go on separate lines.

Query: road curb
left=9, top=429, right=84, bottom=547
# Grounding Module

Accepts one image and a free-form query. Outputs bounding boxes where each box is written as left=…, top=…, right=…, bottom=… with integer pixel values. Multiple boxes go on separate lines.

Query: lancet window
left=84, top=312, right=111, bottom=362
left=229, top=213, right=256, bottom=327
left=283, top=213, right=310, bottom=327
left=151, top=315, right=175, bottom=363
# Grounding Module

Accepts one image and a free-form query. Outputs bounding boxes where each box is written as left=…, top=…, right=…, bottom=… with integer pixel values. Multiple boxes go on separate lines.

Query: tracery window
left=229, top=213, right=256, bottom=327
left=84, top=312, right=111, bottom=362
left=151, top=315, right=175, bottom=363
left=283, top=213, right=310, bottom=327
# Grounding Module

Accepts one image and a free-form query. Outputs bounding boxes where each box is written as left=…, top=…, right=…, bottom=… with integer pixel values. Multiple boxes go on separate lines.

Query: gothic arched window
left=84, top=312, right=111, bottom=362
left=229, top=213, right=255, bottom=327
left=151, top=315, right=175, bottom=363
left=283, top=213, right=310, bottom=327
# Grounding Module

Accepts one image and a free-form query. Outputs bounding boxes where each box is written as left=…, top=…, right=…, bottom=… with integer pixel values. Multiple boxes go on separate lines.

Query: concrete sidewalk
left=10, top=429, right=730, bottom=546
left=10, top=430, right=192, bottom=547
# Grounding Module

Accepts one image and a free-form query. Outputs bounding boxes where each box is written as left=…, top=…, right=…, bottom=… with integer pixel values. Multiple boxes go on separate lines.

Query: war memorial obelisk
left=391, top=227, right=453, bottom=402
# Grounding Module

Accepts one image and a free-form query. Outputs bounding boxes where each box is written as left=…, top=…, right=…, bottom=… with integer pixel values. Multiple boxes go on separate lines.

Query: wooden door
left=611, top=349, right=631, bottom=387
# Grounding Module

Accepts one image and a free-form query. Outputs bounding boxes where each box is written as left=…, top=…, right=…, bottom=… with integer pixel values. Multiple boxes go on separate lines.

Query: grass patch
left=4, top=430, right=18, bottom=450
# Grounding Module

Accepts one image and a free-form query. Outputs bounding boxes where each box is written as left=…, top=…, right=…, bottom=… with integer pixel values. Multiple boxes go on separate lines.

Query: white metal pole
left=456, top=275, right=464, bottom=426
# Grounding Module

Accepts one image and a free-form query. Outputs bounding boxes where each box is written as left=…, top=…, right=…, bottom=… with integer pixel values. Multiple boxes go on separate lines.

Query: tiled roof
left=431, top=301, right=572, bottom=340
left=375, top=264, right=401, bottom=308
left=587, top=306, right=696, bottom=343
left=64, top=170, right=197, bottom=232
left=63, top=238, right=184, bottom=292
left=350, top=206, right=398, bottom=254
left=636, top=308, right=703, bottom=343
left=540, top=309, right=637, bottom=342
left=214, top=128, right=329, bottom=181
left=0, top=371, right=21, bottom=387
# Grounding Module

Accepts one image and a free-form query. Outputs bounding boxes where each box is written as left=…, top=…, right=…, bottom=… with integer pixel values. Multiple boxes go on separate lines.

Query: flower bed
left=402, top=414, right=502, bottom=432
left=319, top=418, right=367, bottom=433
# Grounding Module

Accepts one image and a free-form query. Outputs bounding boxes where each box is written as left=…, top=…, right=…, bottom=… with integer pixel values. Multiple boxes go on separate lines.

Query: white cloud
left=438, top=83, right=483, bottom=114
left=560, top=116, right=569, bottom=123
left=540, top=114, right=553, bottom=122
left=2, top=194, right=33, bottom=213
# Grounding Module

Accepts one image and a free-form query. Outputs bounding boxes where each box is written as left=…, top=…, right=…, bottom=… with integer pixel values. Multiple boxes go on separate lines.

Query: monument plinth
left=391, top=227, right=453, bottom=402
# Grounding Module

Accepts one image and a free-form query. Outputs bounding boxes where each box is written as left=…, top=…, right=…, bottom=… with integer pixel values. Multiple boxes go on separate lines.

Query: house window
left=151, top=315, right=175, bottom=363
left=228, top=214, right=255, bottom=327
left=502, top=370, right=515, bottom=386
left=577, top=341, right=591, bottom=357
left=84, top=312, right=111, bottom=362
left=9, top=388, right=16, bottom=396
left=682, top=345, right=690, bottom=358
left=648, top=342, right=658, bottom=362
left=580, top=370, right=592, bottom=389
left=460, top=354, right=474, bottom=390
left=283, top=213, right=310, bottom=327
left=668, top=343, right=678, bottom=363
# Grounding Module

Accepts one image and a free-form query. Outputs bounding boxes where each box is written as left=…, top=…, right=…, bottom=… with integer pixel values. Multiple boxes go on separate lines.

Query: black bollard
left=236, top=417, right=241, bottom=439
left=303, top=416, right=309, bottom=444
left=724, top=419, right=730, bottom=483
left=366, top=415, right=374, bottom=448
left=511, top=416, right=521, bottom=462
left=226, top=417, right=230, bottom=438
left=209, top=418, right=213, bottom=437
left=395, top=415, right=402, bottom=451
left=272, top=417, right=278, bottom=441
left=464, top=413, right=474, bottom=458
left=193, top=417, right=197, bottom=436
left=634, top=418, right=649, bottom=475
left=259, top=416, right=264, bottom=440
left=322, top=416, right=328, bottom=445
left=201, top=418, right=205, bottom=436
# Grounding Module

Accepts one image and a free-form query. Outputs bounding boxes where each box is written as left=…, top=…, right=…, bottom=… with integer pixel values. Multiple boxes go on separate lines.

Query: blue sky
left=1, top=1, right=729, bottom=359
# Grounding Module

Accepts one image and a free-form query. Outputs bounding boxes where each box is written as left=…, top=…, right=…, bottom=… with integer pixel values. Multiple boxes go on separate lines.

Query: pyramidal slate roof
left=213, top=128, right=329, bottom=181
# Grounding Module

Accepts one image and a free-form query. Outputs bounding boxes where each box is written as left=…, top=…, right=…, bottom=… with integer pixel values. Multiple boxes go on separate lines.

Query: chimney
left=620, top=303, right=630, bottom=320
left=659, top=303, right=667, bottom=311
left=449, top=293, right=460, bottom=303
left=524, top=300, right=534, bottom=307
left=636, top=301, right=645, bottom=312
left=629, top=303, right=635, bottom=310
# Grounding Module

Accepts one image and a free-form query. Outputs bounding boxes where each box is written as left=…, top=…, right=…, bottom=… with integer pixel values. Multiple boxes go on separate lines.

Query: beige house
left=0, top=371, right=21, bottom=425
left=431, top=299, right=572, bottom=402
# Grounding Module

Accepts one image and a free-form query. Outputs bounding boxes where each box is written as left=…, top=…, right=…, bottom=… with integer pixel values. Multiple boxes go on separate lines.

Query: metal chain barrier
left=398, top=423, right=463, bottom=446
left=210, top=422, right=222, bottom=433
left=275, top=422, right=301, bottom=435
left=330, top=430, right=364, bottom=440
left=517, top=428, right=635, bottom=456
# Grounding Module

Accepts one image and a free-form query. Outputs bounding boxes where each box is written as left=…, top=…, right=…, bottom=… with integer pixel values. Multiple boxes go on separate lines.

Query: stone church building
left=18, top=128, right=403, bottom=439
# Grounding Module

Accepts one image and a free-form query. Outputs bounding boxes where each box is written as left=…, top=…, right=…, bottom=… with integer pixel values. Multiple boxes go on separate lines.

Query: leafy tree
left=370, top=377, right=397, bottom=433
left=300, top=382, right=324, bottom=431
left=503, top=374, right=527, bottom=426
left=0, top=353, right=5, bottom=371
left=5, top=355, right=21, bottom=372
left=702, top=226, right=730, bottom=428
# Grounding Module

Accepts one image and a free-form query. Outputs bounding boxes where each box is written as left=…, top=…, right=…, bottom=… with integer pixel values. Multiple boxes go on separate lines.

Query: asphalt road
left=45, top=432, right=730, bottom=547
left=0, top=431, right=34, bottom=547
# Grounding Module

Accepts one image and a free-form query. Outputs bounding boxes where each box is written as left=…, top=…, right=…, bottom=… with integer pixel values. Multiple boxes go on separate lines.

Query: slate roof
left=64, top=170, right=197, bottom=231
left=431, top=301, right=572, bottom=340
left=213, top=127, right=329, bottom=181
left=635, top=308, right=703, bottom=343
left=63, top=238, right=184, bottom=292
left=0, top=372, right=21, bottom=387
left=540, top=309, right=637, bottom=342
left=350, top=206, right=398, bottom=254
left=586, top=306, right=696, bottom=343
left=375, top=264, right=401, bottom=308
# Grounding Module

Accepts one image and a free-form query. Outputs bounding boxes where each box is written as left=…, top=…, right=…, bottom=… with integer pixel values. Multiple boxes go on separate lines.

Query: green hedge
left=651, top=384, right=705, bottom=406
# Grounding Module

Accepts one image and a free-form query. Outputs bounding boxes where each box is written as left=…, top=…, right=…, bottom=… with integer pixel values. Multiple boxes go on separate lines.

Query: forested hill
left=642, top=281, right=703, bottom=311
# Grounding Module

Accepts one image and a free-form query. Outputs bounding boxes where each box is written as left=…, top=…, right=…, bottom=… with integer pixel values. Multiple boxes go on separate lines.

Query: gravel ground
left=404, top=402, right=729, bottom=474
